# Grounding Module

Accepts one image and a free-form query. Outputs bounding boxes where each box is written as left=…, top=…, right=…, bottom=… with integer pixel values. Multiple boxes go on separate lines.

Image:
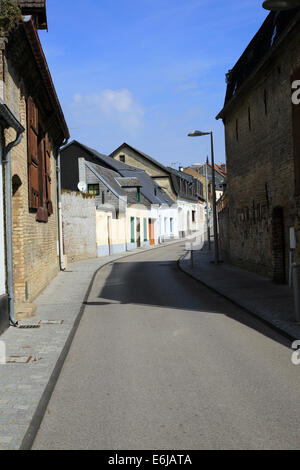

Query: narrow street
left=33, top=242, right=300, bottom=450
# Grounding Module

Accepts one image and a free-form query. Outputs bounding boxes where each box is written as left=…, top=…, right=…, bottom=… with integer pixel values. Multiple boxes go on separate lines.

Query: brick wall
left=62, top=190, right=97, bottom=263
left=6, top=55, right=60, bottom=304
left=221, top=30, right=300, bottom=281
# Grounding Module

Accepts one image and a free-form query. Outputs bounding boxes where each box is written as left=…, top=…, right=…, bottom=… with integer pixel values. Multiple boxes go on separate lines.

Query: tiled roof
left=217, top=8, right=300, bottom=119
left=16, top=0, right=47, bottom=30
left=16, top=1, right=45, bottom=7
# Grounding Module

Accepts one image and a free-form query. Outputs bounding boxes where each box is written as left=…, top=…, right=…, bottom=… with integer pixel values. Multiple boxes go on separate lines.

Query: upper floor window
left=27, top=96, right=52, bottom=223
left=88, top=184, right=100, bottom=196
left=120, top=155, right=125, bottom=163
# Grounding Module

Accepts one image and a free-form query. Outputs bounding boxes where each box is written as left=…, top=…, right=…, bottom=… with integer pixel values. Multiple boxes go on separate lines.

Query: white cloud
left=69, top=89, right=144, bottom=133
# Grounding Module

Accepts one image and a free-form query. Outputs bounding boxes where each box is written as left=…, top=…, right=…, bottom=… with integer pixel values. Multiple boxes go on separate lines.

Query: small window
left=88, top=184, right=100, bottom=196
left=264, top=89, right=268, bottom=116
left=137, top=187, right=141, bottom=203
left=192, top=211, right=196, bottom=223
left=120, top=155, right=125, bottom=163
left=236, top=119, right=239, bottom=141
left=248, top=106, right=251, bottom=130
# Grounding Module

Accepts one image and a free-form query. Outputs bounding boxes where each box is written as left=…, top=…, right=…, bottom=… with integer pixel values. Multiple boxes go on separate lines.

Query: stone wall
left=220, top=29, right=300, bottom=281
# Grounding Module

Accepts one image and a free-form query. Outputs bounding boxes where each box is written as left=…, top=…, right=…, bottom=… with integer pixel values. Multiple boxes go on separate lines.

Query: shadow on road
left=83, top=253, right=293, bottom=350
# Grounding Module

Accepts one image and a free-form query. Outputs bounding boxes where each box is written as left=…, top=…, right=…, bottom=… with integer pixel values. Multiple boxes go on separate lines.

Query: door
left=136, top=218, right=141, bottom=248
left=271, top=207, right=286, bottom=283
left=149, top=219, right=155, bottom=245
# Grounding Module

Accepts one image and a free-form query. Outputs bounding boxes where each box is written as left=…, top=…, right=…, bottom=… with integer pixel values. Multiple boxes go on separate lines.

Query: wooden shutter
left=292, top=67, right=300, bottom=196
left=27, top=97, right=39, bottom=209
left=45, top=133, right=53, bottom=215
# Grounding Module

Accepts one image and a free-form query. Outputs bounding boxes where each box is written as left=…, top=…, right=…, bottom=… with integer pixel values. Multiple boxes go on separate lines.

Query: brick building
left=216, top=8, right=300, bottom=283
left=0, top=0, right=69, bottom=328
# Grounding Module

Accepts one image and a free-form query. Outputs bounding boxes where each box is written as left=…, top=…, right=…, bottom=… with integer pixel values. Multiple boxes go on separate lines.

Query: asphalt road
left=33, top=242, right=300, bottom=450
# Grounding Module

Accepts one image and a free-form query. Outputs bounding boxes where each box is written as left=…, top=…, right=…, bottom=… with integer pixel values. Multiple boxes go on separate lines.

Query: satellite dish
left=77, top=181, right=87, bottom=193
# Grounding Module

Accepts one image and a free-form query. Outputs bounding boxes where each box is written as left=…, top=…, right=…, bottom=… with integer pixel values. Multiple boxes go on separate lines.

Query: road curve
left=33, top=242, right=300, bottom=450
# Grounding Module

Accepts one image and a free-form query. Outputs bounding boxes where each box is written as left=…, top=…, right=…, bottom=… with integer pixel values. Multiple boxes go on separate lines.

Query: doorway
left=271, top=206, right=286, bottom=283
left=136, top=218, right=141, bottom=248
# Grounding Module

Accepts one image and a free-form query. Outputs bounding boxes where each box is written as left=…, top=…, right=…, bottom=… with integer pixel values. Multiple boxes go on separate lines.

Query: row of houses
left=0, top=0, right=210, bottom=333
left=216, top=7, right=300, bottom=286
left=59, top=140, right=206, bottom=264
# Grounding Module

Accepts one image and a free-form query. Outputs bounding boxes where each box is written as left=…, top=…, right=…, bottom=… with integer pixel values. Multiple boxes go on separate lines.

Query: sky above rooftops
left=39, top=0, right=267, bottom=167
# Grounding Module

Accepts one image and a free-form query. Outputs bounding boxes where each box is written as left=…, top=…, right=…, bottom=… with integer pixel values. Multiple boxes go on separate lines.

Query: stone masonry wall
left=222, top=30, right=300, bottom=281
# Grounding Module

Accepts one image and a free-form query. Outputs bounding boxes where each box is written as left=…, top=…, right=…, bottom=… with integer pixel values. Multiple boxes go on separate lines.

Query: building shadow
left=83, top=255, right=293, bottom=350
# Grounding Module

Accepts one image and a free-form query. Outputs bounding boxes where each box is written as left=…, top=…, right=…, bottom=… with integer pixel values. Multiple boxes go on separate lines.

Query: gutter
left=0, top=103, right=25, bottom=326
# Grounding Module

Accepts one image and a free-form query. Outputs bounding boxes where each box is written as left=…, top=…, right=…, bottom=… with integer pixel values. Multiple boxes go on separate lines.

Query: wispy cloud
left=69, top=89, right=145, bottom=134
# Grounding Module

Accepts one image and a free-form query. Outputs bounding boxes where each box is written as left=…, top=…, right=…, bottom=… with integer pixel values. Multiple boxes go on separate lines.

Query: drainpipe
left=3, top=129, right=24, bottom=326
left=56, top=141, right=68, bottom=271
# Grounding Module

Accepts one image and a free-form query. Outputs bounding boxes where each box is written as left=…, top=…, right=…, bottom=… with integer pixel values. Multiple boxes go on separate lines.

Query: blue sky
left=40, top=0, right=267, bottom=167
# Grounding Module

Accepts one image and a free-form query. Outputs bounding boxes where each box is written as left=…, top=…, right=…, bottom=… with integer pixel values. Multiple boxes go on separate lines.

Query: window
left=248, top=106, right=251, bottom=130
left=88, top=184, right=100, bottom=196
left=120, top=155, right=125, bottom=163
left=102, top=191, right=105, bottom=204
left=131, top=217, right=135, bottom=243
left=264, top=89, right=268, bottom=116
left=235, top=118, right=239, bottom=141
left=27, top=96, right=52, bottom=222
left=192, top=211, right=196, bottom=223
left=144, top=218, right=148, bottom=241
left=170, top=218, right=173, bottom=233
left=137, top=187, right=141, bottom=203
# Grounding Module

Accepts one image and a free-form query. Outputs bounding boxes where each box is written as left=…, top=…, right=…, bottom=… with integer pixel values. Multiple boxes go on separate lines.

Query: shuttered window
left=27, top=97, right=53, bottom=221
left=27, top=96, right=39, bottom=210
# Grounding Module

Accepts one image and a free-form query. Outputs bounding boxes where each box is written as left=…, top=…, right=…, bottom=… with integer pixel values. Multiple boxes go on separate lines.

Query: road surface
left=33, top=242, right=300, bottom=450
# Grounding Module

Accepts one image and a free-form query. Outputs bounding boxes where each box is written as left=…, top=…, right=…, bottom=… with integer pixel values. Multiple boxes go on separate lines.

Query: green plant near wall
left=0, top=0, right=22, bottom=35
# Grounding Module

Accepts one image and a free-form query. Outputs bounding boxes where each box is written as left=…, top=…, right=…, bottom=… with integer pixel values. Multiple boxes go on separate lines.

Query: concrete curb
left=20, top=238, right=186, bottom=450
left=177, top=253, right=298, bottom=343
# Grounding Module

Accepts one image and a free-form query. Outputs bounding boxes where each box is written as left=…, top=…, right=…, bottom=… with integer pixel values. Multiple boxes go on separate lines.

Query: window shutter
left=45, top=133, right=53, bottom=215
left=292, top=67, right=300, bottom=196
left=27, top=96, right=39, bottom=209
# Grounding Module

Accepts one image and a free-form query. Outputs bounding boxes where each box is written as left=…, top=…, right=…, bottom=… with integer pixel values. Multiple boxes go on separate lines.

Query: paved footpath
left=0, top=240, right=182, bottom=450
left=179, top=247, right=300, bottom=341
left=33, top=243, right=300, bottom=450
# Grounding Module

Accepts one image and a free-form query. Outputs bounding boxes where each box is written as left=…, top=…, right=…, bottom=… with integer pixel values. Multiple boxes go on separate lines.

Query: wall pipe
left=3, top=130, right=24, bottom=326
left=56, top=141, right=68, bottom=271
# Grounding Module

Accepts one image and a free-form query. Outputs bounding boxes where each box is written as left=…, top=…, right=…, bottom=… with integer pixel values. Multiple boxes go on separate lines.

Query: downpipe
left=56, top=141, right=68, bottom=271
left=3, top=130, right=24, bottom=326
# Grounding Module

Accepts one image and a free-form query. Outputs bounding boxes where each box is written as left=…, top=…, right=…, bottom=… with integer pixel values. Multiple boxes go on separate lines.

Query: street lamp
left=263, top=0, right=300, bottom=10
left=188, top=130, right=220, bottom=265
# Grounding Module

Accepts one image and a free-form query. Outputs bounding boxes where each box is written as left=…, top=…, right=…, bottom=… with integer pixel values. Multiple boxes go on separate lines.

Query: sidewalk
left=179, top=246, right=300, bottom=341
left=0, top=238, right=184, bottom=450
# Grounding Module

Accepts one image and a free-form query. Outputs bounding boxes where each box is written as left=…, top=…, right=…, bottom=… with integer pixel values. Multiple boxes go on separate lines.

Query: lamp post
left=263, top=0, right=300, bottom=10
left=188, top=130, right=220, bottom=265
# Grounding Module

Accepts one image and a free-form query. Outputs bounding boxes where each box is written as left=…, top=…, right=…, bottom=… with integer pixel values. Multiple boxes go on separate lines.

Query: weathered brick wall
left=6, top=56, right=60, bottom=303
left=222, top=31, right=300, bottom=280
left=62, top=190, right=97, bottom=263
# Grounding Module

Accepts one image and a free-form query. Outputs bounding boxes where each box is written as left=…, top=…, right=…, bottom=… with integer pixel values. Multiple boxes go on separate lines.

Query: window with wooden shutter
left=292, top=67, right=300, bottom=196
left=27, top=97, right=40, bottom=210
left=45, top=133, right=53, bottom=215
